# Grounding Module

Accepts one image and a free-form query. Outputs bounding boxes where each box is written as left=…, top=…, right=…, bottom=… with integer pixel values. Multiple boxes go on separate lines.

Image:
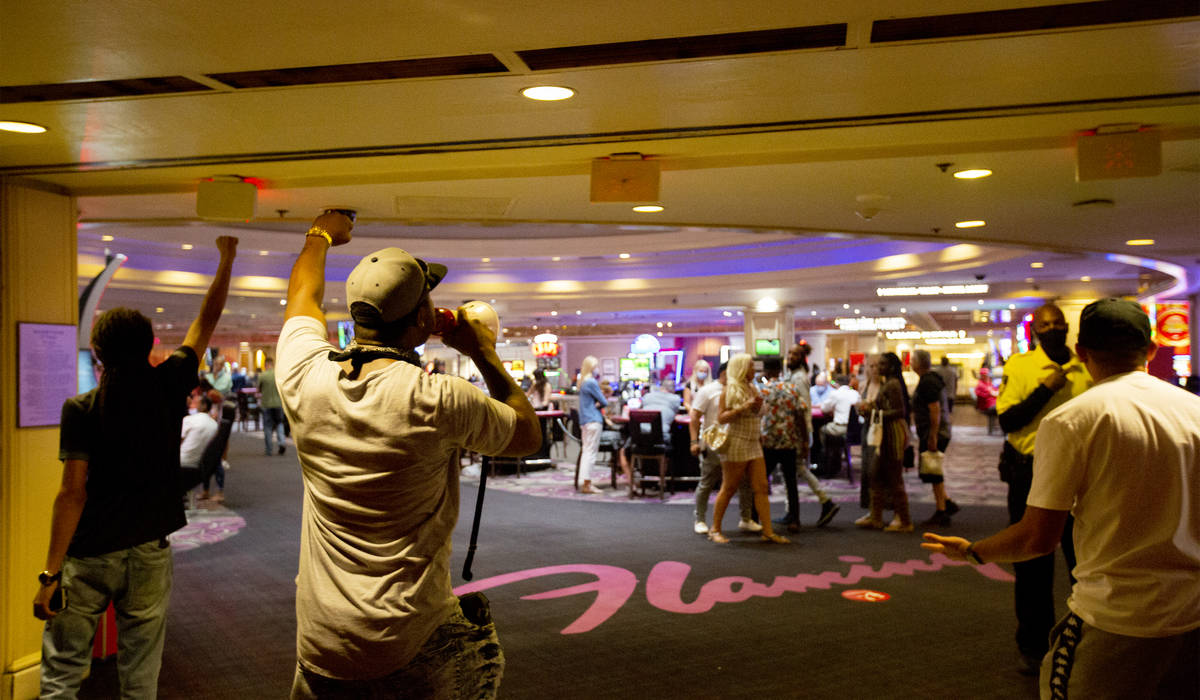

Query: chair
left=627, top=409, right=668, bottom=499
left=819, top=417, right=855, bottom=485
left=238, top=391, right=261, bottom=432
left=561, top=409, right=618, bottom=490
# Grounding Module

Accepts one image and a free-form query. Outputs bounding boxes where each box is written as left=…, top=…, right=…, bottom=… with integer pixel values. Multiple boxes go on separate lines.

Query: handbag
left=919, top=450, right=945, bottom=476
left=701, top=422, right=731, bottom=453
left=865, top=410, right=882, bottom=448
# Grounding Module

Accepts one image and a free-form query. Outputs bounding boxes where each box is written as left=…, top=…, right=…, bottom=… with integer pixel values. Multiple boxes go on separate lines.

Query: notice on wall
left=18, top=323, right=78, bottom=427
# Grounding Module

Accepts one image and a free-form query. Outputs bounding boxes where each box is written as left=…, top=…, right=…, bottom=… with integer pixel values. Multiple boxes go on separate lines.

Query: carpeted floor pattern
left=77, top=407, right=1070, bottom=699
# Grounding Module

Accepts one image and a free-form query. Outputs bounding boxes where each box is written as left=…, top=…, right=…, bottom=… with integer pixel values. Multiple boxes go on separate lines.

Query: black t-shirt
left=913, top=371, right=951, bottom=444
left=59, top=347, right=198, bottom=557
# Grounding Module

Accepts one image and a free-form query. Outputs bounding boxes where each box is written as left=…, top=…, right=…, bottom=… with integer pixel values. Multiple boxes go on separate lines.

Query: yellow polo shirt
left=996, top=345, right=1092, bottom=456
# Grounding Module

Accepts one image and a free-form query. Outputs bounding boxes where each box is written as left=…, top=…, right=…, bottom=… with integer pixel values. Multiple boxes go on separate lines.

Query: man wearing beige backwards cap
left=923, top=298, right=1200, bottom=699
left=276, top=211, right=541, bottom=699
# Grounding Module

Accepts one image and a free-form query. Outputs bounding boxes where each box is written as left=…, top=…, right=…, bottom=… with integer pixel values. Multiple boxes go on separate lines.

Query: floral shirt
left=760, top=378, right=807, bottom=449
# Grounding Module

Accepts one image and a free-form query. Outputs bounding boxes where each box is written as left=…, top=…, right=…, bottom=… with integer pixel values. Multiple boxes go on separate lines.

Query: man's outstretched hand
left=921, top=532, right=971, bottom=561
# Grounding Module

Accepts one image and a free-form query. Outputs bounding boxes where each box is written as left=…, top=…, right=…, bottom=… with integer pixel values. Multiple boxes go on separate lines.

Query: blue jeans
left=263, top=407, right=286, bottom=455
left=41, top=538, right=173, bottom=699
left=290, top=595, right=504, bottom=700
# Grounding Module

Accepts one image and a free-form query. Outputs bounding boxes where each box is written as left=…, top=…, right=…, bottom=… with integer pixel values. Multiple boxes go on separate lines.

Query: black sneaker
left=816, top=501, right=840, bottom=528
left=922, top=510, right=952, bottom=527
left=944, top=499, right=961, bottom=517
left=278, top=444, right=286, bottom=455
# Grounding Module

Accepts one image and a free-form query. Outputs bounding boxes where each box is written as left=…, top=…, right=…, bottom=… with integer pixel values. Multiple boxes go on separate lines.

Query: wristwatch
left=965, top=543, right=985, bottom=565
left=38, top=570, right=61, bottom=586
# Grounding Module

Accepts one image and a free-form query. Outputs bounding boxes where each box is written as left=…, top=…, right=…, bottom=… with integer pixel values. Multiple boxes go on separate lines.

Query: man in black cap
left=924, top=298, right=1200, bottom=698
left=277, top=211, right=540, bottom=698
left=994, top=302, right=1092, bottom=673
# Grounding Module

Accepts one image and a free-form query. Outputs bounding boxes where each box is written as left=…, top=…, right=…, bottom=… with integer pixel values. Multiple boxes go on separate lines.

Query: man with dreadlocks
left=34, top=236, right=238, bottom=697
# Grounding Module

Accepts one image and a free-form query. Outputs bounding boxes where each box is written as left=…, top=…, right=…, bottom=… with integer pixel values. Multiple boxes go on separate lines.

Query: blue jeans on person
left=41, top=538, right=173, bottom=699
left=263, top=407, right=286, bottom=455
left=290, top=596, right=504, bottom=700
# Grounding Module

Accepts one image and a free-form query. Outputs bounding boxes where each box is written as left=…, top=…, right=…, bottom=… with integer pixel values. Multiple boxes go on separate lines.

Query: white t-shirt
left=179, top=411, right=217, bottom=467
left=276, top=316, right=517, bottom=679
left=820, top=385, right=861, bottom=425
left=692, top=381, right=724, bottom=448
left=1030, top=370, right=1200, bottom=638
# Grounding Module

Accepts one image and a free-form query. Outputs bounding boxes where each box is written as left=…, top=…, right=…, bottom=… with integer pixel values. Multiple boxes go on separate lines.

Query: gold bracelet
left=306, top=227, right=333, bottom=245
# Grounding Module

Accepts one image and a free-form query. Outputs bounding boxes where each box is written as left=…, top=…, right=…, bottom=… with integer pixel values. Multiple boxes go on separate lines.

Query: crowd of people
left=31, top=208, right=1197, bottom=698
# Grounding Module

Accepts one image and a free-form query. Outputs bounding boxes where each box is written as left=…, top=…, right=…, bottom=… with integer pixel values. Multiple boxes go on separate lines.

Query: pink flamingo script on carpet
left=455, top=554, right=1014, bottom=634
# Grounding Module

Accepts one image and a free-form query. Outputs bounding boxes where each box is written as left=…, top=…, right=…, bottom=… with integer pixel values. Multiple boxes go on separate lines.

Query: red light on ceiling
left=841, top=589, right=891, bottom=602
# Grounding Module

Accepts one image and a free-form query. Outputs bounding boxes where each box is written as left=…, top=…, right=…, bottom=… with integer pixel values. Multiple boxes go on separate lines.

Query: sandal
left=854, top=515, right=883, bottom=529
left=883, top=518, right=913, bottom=533
left=761, top=533, right=790, bottom=544
left=708, top=531, right=730, bottom=544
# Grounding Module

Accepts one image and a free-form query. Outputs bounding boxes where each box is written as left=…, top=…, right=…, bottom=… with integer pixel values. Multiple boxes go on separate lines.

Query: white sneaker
left=738, top=519, right=763, bottom=533
left=694, top=521, right=710, bottom=534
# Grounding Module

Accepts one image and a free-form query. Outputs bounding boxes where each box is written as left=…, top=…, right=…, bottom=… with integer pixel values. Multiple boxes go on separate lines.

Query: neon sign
left=532, top=332, right=560, bottom=357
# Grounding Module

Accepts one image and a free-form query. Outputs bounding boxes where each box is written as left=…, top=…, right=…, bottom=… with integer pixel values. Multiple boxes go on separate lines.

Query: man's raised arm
left=285, top=212, right=354, bottom=324
left=183, top=236, right=238, bottom=357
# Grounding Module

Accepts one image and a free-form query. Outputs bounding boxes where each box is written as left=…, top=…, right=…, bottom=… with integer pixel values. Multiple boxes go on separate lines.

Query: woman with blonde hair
left=682, top=359, right=712, bottom=411
left=709, top=353, right=789, bottom=544
left=577, top=355, right=608, bottom=494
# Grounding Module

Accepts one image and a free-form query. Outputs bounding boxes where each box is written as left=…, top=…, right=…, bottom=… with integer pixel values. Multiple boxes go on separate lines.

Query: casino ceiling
left=2, top=1, right=1198, bottom=343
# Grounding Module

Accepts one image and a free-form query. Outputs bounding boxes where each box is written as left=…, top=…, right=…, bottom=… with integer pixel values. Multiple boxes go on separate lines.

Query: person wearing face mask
left=577, top=356, right=608, bottom=494
left=682, top=359, right=711, bottom=412
left=995, top=303, right=1093, bottom=676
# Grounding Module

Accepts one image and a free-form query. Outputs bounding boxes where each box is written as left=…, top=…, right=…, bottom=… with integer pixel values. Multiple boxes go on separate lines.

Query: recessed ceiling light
left=951, top=305, right=958, bottom=311
left=181, top=244, right=194, bottom=250
left=259, top=250, right=269, bottom=256
left=481, top=257, right=491, bottom=263
left=843, top=304, right=850, bottom=309
left=656, top=331, right=663, bottom=337
left=853, top=308, right=861, bottom=314
left=618, top=253, right=631, bottom=259
left=1030, top=262, right=1044, bottom=268
left=550, top=310, right=558, bottom=316
left=1125, top=239, right=1155, bottom=246
left=1008, top=304, right=1016, bottom=310
left=101, top=235, right=114, bottom=242
left=1025, top=277, right=1035, bottom=283
left=723, top=311, right=733, bottom=317
left=656, top=322, right=663, bottom=328
left=811, top=310, right=817, bottom=316
left=575, top=310, right=582, bottom=315
left=521, top=86, right=575, bottom=101
left=0, top=120, right=47, bottom=134
left=532, top=324, right=538, bottom=330
left=279, top=299, right=286, bottom=305
left=1080, top=276, right=1091, bottom=282
left=667, top=321, right=673, bottom=327
left=756, top=297, right=780, bottom=312
left=632, top=205, right=664, bottom=213
left=953, top=169, right=992, bottom=179
left=155, top=307, right=164, bottom=313
left=900, top=308, right=907, bottom=314
left=955, top=220, right=986, bottom=228
left=978, top=300, right=985, bottom=305
left=551, top=256, right=562, bottom=261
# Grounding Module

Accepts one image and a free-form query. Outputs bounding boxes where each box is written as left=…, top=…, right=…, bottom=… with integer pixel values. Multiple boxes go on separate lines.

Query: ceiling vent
left=517, top=24, right=847, bottom=71
left=394, top=195, right=513, bottom=218
left=0, top=76, right=212, bottom=104
left=871, top=0, right=1199, bottom=43
left=207, top=54, right=508, bottom=89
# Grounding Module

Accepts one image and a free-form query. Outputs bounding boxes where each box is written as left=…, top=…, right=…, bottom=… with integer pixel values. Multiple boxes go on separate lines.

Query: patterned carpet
left=461, top=413, right=1010, bottom=511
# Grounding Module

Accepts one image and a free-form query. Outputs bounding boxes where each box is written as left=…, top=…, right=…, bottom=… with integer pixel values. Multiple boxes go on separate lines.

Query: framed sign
left=18, top=322, right=78, bottom=427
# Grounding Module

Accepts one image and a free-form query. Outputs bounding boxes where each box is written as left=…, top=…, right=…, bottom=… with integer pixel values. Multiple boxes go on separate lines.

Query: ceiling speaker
left=197, top=177, right=257, bottom=220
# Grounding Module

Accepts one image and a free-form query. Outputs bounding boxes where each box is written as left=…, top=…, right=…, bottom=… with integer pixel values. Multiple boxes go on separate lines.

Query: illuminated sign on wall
left=532, top=333, right=560, bottom=357
left=876, top=284, right=988, bottom=297
left=1154, top=303, right=1189, bottom=348
left=886, top=330, right=978, bottom=345
left=836, top=317, right=907, bottom=331
left=631, top=333, right=662, bottom=355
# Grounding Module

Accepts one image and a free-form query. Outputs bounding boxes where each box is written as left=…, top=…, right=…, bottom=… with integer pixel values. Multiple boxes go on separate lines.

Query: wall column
left=1, top=178, right=77, bottom=700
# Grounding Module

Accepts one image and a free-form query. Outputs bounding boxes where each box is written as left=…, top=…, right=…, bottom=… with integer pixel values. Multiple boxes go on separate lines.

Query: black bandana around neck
left=328, top=342, right=422, bottom=369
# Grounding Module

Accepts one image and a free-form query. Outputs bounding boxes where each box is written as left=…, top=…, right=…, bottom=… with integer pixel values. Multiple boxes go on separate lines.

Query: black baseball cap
left=1077, top=298, right=1152, bottom=352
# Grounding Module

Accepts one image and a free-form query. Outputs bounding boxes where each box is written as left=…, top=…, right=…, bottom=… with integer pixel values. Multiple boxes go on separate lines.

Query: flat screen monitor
left=755, top=338, right=781, bottom=356
left=620, top=356, right=651, bottom=382
left=78, top=350, right=98, bottom=393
